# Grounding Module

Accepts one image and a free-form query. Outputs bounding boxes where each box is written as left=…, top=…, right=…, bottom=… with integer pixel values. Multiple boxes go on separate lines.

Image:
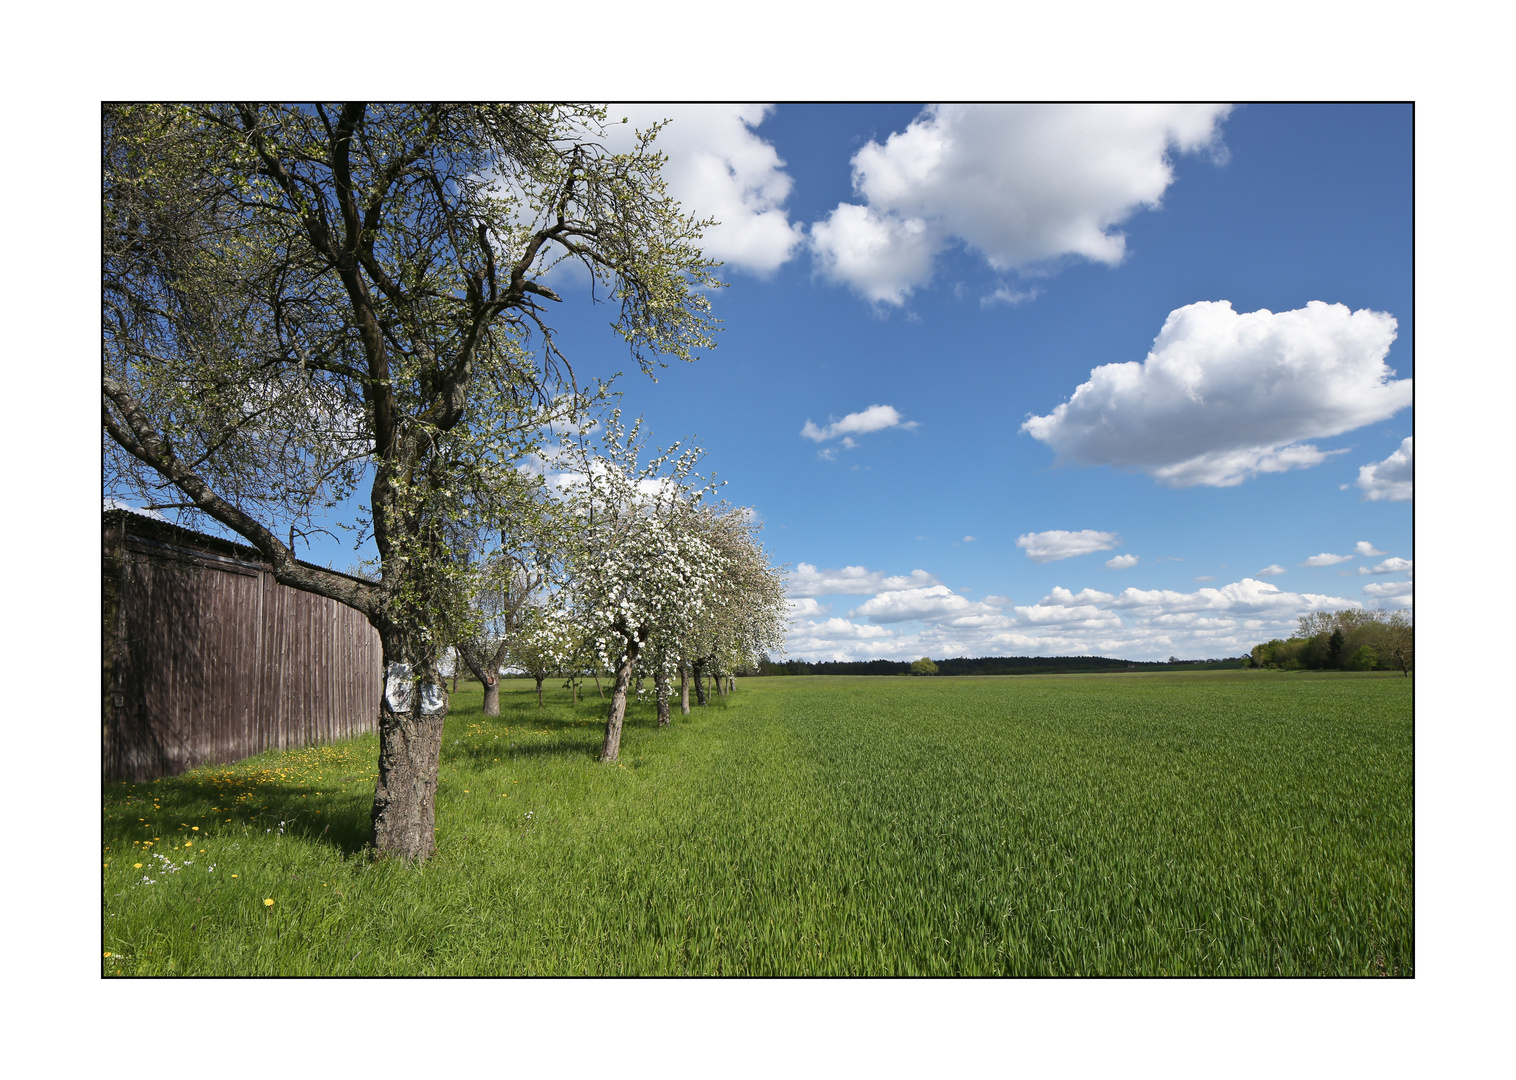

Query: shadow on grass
left=441, top=691, right=727, bottom=766
left=103, top=775, right=378, bottom=857
left=100, top=691, right=733, bottom=861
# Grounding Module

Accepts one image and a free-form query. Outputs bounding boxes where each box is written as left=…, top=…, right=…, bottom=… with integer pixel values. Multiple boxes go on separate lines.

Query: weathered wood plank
left=103, top=523, right=380, bottom=782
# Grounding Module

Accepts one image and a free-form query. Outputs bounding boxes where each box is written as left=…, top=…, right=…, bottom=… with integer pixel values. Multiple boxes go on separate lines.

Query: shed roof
left=103, top=507, right=377, bottom=587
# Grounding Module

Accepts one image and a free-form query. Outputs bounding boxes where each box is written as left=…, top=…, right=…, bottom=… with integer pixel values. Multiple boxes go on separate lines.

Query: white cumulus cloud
left=1103, top=578, right=1359, bottom=617
left=801, top=404, right=917, bottom=444
left=787, top=597, right=831, bottom=619
left=1021, top=301, right=1411, bottom=487
left=1256, top=564, right=1286, bottom=577
left=1301, top=553, right=1353, bottom=567
left=786, top=563, right=941, bottom=598
left=809, top=103, right=1231, bottom=305
left=1011, top=603, right=1122, bottom=629
left=850, top=585, right=1003, bottom=625
left=1359, top=557, right=1413, bottom=575
left=1017, top=529, right=1121, bottom=563
left=1355, top=437, right=1413, bottom=502
left=604, top=105, right=803, bottom=275
left=1042, top=586, right=1117, bottom=606
left=1355, top=541, right=1387, bottom=556
left=795, top=617, right=894, bottom=640
left=1105, top=554, right=1139, bottom=569
left=1362, top=580, right=1413, bottom=603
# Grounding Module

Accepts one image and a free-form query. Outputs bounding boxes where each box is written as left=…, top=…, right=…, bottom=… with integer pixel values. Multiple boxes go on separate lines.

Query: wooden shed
left=102, top=508, right=382, bottom=782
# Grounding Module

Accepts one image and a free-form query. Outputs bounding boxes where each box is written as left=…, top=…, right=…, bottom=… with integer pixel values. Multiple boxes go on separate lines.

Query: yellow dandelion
left=192, top=826, right=199, bottom=831
left=134, top=863, right=143, bottom=868
left=264, top=898, right=274, bottom=907
left=230, top=874, right=238, bottom=878
left=104, top=952, right=112, bottom=958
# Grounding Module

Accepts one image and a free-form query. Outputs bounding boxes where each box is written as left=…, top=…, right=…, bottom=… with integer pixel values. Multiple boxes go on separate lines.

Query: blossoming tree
left=555, top=414, right=730, bottom=763
left=681, top=506, right=789, bottom=701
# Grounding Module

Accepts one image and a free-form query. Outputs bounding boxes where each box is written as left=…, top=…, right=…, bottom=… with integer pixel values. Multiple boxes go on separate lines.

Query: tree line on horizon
left=1248, top=609, right=1413, bottom=675
left=751, top=654, right=1250, bottom=677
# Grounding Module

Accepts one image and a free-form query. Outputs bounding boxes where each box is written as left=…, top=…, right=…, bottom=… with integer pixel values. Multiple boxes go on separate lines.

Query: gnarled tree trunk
left=680, top=663, right=690, bottom=715
left=457, top=639, right=508, bottom=716
left=656, top=668, right=671, bottom=727
left=600, top=624, right=648, bottom=763
left=371, top=625, right=449, bottom=862
left=693, top=658, right=708, bottom=706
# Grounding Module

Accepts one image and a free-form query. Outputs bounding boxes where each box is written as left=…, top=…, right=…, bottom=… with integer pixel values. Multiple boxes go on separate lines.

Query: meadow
left=101, top=671, right=1412, bottom=976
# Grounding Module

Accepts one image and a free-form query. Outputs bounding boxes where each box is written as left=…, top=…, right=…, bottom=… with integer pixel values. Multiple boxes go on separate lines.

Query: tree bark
left=680, top=663, right=690, bottom=715
left=599, top=626, right=647, bottom=763
left=456, top=640, right=505, bottom=716
left=656, top=668, right=671, bottom=727
left=370, top=627, right=448, bottom=863
left=693, top=659, right=707, bottom=706
left=535, top=676, right=544, bottom=706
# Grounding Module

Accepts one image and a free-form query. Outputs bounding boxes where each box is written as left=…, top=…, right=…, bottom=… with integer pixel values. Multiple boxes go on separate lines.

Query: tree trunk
left=371, top=627, right=448, bottom=863
left=600, top=627, right=646, bottom=763
left=456, top=640, right=501, bottom=716
left=593, top=669, right=604, bottom=699
left=482, top=639, right=510, bottom=715
left=694, top=659, right=708, bottom=706
left=656, top=668, right=671, bottom=727
left=535, top=676, right=544, bottom=706
left=680, top=663, right=690, bottom=715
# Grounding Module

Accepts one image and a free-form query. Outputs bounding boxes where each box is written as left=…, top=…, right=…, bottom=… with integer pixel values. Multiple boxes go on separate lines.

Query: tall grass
left=101, top=671, right=1412, bottom=975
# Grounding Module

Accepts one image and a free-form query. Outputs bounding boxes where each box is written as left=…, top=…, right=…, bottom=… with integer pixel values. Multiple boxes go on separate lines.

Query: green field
left=101, top=671, right=1413, bottom=976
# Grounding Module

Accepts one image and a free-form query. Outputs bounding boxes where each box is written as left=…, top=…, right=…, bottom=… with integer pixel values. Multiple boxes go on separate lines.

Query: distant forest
left=751, top=655, right=1248, bottom=677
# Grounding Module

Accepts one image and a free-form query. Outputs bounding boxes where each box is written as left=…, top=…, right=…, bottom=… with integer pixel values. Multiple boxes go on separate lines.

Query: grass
left=101, top=670, right=1412, bottom=976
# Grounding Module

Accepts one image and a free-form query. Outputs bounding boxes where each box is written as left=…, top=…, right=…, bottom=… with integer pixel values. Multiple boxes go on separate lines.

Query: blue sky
left=110, top=104, right=1413, bottom=664
left=558, top=103, right=1413, bottom=662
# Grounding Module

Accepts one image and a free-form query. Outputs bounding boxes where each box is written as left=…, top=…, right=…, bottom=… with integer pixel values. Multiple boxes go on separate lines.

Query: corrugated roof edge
left=102, top=508, right=378, bottom=588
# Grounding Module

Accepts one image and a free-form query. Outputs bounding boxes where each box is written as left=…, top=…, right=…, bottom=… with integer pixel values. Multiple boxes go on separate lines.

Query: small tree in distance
left=910, top=657, right=939, bottom=676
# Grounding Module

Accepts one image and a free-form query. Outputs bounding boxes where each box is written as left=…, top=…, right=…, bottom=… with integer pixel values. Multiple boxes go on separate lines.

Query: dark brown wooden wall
left=104, top=530, right=381, bottom=782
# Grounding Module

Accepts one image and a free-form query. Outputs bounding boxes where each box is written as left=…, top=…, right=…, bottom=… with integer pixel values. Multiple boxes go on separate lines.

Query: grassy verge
left=101, top=671, right=1412, bottom=975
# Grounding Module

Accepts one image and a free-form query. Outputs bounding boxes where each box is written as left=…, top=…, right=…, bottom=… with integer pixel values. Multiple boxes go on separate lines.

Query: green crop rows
left=102, top=671, right=1412, bottom=976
